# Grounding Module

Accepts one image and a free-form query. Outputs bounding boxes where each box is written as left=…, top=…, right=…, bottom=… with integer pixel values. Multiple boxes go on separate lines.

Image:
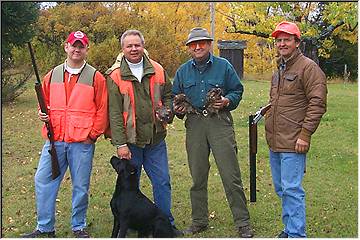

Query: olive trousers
left=185, top=111, right=250, bottom=228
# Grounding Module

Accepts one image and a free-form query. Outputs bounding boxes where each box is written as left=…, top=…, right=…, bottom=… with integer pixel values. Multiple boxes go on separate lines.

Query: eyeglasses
left=275, top=37, right=295, bottom=44
left=188, top=41, right=209, bottom=50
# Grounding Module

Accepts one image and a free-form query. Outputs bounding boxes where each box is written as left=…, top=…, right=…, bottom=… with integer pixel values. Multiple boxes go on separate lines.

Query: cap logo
left=74, top=31, right=84, bottom=39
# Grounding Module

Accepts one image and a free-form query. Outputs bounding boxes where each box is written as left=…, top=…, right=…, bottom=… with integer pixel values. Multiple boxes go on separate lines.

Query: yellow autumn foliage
left=25, top=2, right=357, bottom=78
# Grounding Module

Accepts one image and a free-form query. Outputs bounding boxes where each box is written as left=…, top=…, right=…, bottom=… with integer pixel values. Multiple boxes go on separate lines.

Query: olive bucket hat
left=185, top=27, right=213, bottom=45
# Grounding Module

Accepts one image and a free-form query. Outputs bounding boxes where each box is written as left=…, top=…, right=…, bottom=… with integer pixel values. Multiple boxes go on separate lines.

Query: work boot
left=277, top=230, right=288, bottom=238
left=238, top=225, right=254, bottom=238
left=73, top=229, right=90, bottom=238
left=21, top=229, right=56, bottom=238
left=172, top=225, right=184, bottom=237
left=182, top=224, right=208, bottom=235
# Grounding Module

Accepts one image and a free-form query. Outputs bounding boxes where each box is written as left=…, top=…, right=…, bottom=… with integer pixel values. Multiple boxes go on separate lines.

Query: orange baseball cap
left=66, top=31, right=89, bottom=46
left=271, top=21, right=301, bottom=39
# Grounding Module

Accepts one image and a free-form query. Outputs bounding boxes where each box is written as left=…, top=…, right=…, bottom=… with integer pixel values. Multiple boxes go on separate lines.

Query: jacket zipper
left=273, top=62, right=285, bottom=149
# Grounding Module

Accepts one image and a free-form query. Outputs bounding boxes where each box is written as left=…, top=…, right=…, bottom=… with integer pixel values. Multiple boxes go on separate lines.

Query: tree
left=320, top=36, right=358, bottom=81
left=1, top=2, right=39, bottom=68
left=30, top=2, right=213, bottom=76
left=217, top=2, right=358, bottom=79
left=1, top=2, right=40, bottom=103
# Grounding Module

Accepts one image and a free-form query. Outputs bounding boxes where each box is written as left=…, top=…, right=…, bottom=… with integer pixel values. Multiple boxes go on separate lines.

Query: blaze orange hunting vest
left=109, top=59, right=165, bottom=143
left=42, top=63, right=97, bottom=142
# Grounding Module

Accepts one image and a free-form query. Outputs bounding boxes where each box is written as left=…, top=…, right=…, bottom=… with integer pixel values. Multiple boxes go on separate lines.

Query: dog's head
left=110, top=156, right=138, bottom=190
left=110, top=156, right=137, bottom=174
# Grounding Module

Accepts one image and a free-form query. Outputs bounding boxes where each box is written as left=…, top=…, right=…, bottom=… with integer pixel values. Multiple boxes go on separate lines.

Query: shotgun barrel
left=28, top=42, right=60, bottom=180
left=249, top=115, right=257, bottom=202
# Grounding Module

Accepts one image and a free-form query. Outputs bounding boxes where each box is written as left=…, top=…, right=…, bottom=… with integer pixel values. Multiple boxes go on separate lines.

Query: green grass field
left=2, top=80, right=358, bottom=237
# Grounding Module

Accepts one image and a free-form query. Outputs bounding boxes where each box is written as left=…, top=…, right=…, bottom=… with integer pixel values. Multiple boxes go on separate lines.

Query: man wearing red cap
left=265, top=21, right=327, bottom=237
left=21, top=31, right=108, bottom=238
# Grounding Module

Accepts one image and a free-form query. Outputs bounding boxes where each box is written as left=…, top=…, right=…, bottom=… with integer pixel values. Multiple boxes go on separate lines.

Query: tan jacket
left=265, top=49, right=327, bottom=152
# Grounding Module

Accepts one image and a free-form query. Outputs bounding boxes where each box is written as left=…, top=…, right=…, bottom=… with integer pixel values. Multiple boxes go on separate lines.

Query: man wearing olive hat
left=265, top=21, right=327, bottom=237
left=172, top=27, right=254, bottom=238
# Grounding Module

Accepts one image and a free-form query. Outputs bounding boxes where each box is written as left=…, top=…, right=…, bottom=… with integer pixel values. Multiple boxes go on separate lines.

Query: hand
left=211, top=96, right=230, bottom=110
left=82, top=137, right=95, bottom=144
left=117, top=145, right=132, bottom=160
left=173, top=102, right=186, bottom=114
left=38, top=110, right=49, bottom=122
left=295, top=138, right=310, bottom=153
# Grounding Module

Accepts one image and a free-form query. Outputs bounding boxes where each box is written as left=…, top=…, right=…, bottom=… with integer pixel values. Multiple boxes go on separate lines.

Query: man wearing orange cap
left=21, top=31, right=108, bottom=238
left=265, top=21, right=327, bottom=237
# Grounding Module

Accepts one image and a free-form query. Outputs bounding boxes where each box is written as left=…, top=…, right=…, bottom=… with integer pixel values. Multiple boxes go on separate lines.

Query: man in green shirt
left=172, top=27, right=254, bottom=238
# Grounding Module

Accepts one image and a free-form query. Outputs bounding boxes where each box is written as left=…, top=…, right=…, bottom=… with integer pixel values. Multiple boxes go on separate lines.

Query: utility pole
left=210, top=2, right=215, bottom=53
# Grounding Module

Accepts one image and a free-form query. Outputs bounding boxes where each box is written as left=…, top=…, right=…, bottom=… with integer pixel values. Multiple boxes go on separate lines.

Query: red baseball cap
left=271, top=21, right=301, bottom=39
left=66, top=31, right=89, bottom=46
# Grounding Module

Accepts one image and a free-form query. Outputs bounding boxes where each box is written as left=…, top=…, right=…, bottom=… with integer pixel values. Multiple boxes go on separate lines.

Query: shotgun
left=252, top=103, right=271, bottom=125
left=249, top=104, right=271, bottom=202
left=28, top=42, right=60, bottom=180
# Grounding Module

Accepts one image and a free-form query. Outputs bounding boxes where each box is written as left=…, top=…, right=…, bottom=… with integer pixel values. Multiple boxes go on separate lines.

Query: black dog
left=110, top=156, right=175, bottom=238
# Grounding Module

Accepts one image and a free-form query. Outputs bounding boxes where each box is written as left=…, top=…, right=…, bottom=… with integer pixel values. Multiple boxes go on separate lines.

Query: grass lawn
left=2, top=80, right=357, bottom=237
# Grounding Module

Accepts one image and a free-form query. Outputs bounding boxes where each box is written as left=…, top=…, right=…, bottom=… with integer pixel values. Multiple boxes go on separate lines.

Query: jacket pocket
left=183, top=80, right=196, bottom=88
left=282, top=73, right=298, bottom=95
left=182, top=80, right=196, bottom=100
left=67, top=115, right=93, bottom=142
left=276, top=113, right=302, bottom=150
left=208, top=78, right=224, bottom=89
left=219, top=111, right=233, bottom=126
left=43, top=115, right=63, bottom=140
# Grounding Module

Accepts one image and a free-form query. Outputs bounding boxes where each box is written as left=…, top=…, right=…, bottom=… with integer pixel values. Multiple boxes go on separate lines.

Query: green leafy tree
left=218, top=2, right=358, bottom=79
left=1, top=2, right=39, bottom=68
left=320, top=37, right=358, bottom=81
left=1, top=2, right=40, bottom=103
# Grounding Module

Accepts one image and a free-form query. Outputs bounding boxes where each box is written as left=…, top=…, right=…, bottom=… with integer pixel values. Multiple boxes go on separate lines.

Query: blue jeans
left=269, top=150, right=306, bottom=238
left=128, top=140, right=175, bottom=225
left=35, top=141, right=95, bottom=232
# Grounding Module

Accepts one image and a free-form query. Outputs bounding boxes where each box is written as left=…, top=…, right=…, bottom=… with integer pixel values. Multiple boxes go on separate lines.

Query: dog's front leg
left=111, top=218, right=121, bottom=238
left=118, top=221, right=128, bottom=238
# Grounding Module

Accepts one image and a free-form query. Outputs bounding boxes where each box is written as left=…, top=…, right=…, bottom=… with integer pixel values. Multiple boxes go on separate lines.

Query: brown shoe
left=277, top=230, right=288, bottom=238
left=73, top=229, right=90, bottom=238
left=21, top=229, right=56, bottom=238
left=182, top=224, right=208, bottom=235
left=238, top=225, right=254, bottom=238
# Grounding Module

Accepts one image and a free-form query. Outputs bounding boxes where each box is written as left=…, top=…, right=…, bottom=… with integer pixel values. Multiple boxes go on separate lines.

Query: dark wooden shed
left=217, top=40, right=247, bottom=79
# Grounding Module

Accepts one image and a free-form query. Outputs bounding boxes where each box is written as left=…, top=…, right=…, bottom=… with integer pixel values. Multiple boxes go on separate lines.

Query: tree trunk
left=299, top=38, right=319, bottom=65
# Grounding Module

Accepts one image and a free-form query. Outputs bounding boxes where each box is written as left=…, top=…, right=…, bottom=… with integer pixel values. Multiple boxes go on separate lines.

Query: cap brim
left=185, top=37, right=213, bottom=45
left=271, top=30, right=296, bottom=38
left=68, top=39, right=87, bottom=46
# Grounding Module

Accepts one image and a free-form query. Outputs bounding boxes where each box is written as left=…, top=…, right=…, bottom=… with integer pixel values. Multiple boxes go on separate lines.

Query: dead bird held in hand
left=155, top=105, right=173, bottom=123
left=173, top=93, right=197, bottom=114
left=205, top=88, right=223, bottom=115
